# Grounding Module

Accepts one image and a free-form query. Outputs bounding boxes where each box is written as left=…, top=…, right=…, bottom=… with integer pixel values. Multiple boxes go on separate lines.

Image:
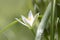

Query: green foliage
left=0, top=0, right=59, bottom=40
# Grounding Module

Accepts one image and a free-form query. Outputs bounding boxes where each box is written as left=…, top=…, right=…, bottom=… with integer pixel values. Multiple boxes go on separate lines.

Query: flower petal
left=15, top=18, right=29, bottom=27
left=28, top=10, right=34, bottom=19
left=21, top=15, right=31, bottom=26
left=21, top=15, right=28, bottom=23
left=21, top=16, right=33, bottom=26
left=21, top=15, right=33, bottom=26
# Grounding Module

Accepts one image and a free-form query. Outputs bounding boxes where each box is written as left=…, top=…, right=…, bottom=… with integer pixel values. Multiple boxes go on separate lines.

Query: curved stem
left=0, top=21, right=17, bottom=34
left=30, top=28, right=35, bottom=36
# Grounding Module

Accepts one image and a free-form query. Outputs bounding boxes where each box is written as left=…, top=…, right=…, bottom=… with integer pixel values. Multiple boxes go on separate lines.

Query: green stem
left=0, top=21, right=17, bottom=34
left=30, top=28, right=35, bottom=37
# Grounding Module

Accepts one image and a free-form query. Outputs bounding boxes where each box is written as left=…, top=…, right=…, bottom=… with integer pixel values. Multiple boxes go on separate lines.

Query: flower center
left=28, top=18, right=32, bottom=22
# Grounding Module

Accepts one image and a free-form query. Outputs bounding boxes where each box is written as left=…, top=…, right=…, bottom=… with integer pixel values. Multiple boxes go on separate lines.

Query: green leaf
left=35, top=2, right=51, bottom=40
left=50, top=0, right=56, bottom=40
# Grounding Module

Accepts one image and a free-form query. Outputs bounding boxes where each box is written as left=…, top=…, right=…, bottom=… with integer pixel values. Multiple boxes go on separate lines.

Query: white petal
left=15, top=18, right=29, bottom=27
left=27, top=20, right=32, bottom=26
left=21, top=15, right=28, bottom=24
left=28, top=10, right=34, bottom=19
left=21, top=15, right=32, bottom=26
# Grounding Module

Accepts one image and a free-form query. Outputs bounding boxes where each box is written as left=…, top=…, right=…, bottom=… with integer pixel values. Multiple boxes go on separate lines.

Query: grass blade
left=35, top=2, right=51, bottom=40
left=50, top=0, right=56, bottom=40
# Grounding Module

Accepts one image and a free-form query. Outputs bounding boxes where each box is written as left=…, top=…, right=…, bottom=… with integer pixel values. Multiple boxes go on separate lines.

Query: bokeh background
left=0, top=0, right=60, bottom=40
left=0, top=0, right=34, bottom=40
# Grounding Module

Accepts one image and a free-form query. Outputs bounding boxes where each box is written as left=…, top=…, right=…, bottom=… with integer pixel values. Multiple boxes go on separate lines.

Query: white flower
left=15, top=10, right=39, bottom=28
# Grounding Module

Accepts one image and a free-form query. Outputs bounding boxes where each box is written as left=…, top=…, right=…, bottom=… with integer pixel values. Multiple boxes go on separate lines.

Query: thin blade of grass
left=50, top=0, right=56, bottom=40
left=35, top=2, right=51, bottom=40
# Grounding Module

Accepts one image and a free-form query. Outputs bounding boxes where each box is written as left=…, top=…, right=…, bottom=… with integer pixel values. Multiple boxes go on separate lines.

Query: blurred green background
left=0, top=0, right=60, bottom=40
left=0, top=0, right=34, bottom=27
left=0, top=0, right=34, bottom=40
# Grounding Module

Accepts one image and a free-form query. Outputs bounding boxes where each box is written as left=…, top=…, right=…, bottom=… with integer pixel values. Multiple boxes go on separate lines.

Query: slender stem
left=0, top=21, right=17, bottom=34
left=30, top=28, right=35, bottom=36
